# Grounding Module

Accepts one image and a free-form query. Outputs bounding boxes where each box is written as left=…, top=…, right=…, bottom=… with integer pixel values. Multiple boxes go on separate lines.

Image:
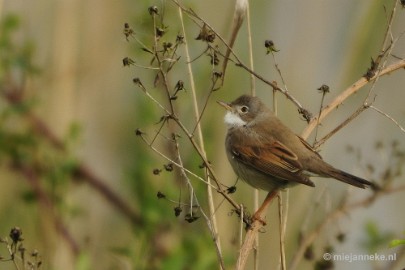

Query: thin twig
left=221, top=0, right=247, bottom=81
left=313, top=88, right=328, bottom=145
left=2, top=89, right=143, bottom=226
left=242, top=1, right=261, bottom=268
left=278, top=193, right=286, bottom=270
left=137, top=82, right=249, bottom=224
left=310, top=0, right=401, bottom=147
left=369, top=105, right=405, bottom=133
left=289, top=184, right=405, bottom=270
left=313, top=105, right=368, bottom=149
left=172, top=133, right=225, bottom=269
left=301, top=59, right=405, bottom=140
left=269, top=50, right=289, bottom=270
left=138, top=134, right=216, bottom=188
left=270, top=51, right=288, bottom=92
left=177, top=5, right=223, bottom=264
left=171, top=0, right=307, bottom=113
left=246, top=1, right=255, bottom=95
left=237, top=63, right=306, bottom=112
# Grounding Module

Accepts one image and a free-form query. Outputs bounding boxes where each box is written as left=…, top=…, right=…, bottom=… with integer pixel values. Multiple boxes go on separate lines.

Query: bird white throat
left=224, top=111, right=247, bottom=127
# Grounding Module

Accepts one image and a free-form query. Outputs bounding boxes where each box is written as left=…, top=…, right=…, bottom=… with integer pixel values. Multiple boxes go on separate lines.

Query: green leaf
left=75, top=252, right=91, bottom=270
left=389, top=239, right=405, bottom=248
left=361, top=221, right=394, bottom=253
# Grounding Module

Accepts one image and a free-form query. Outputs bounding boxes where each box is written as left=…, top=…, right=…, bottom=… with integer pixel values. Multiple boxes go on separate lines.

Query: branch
left=171, top=0, right=307, bottom=113
left=289, top=184, right=405, bottom=270
left=301, top=59, right=405, bottom=139
left=2, top=88, right=143, bottom=226
left=177, top=5, right=224, bottom=264
left=369, top=105, right=405, bottom=134
left=13, top=163, right=80, bottom=256
left=236, top=189, right=279, bottom=270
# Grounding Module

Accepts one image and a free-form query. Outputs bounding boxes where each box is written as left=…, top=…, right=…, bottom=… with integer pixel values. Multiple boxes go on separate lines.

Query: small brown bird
left=218, top=95, right=372, bottom=192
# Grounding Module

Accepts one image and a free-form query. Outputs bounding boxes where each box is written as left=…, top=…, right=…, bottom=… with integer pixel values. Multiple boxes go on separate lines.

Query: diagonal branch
left=288, top=184, right=405, bottom=270
left=301, top=59, right=405, bottom=140
left=2, top=88, right=143, bottom=226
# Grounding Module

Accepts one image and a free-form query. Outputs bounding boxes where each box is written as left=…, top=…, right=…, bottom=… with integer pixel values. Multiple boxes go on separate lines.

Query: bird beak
left=217, top=100, right=232, bottom=111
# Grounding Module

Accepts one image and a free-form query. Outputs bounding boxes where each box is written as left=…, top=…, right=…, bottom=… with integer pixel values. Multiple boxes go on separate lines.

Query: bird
left=218, top=95, right=372, bottom=220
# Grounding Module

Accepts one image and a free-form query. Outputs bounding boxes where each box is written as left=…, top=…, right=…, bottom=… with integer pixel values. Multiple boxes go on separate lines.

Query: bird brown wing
left=297, top=135, right=322, bottom=159
left=231, top=140, right=315, bottom=187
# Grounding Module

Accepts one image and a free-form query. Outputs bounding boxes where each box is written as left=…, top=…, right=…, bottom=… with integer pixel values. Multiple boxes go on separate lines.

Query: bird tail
left=324, top=167, right=373, bottom=189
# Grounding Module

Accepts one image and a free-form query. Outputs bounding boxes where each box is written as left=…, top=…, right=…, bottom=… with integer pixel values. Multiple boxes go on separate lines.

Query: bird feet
left=251, top=212, right=267, bottom=226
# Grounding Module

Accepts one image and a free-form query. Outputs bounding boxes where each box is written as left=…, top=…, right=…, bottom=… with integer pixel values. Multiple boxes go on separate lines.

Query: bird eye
left=240, top=106, right=249, bottom=113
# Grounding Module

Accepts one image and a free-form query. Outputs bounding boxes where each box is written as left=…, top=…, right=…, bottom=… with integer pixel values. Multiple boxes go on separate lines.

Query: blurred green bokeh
left=1, top=1, right=405, bottom=269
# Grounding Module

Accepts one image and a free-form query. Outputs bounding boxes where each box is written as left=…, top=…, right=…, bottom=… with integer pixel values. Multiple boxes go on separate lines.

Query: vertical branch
left=244, top=1, right=261, bottom=269
left=253, top=187, right=260, bottom=270
left=19, top=165, right=80, bottom=256
left=221, top=0, right=248, bottom=81
left=269, top=45, right=289, bottom=270
left=236, top=189, right=279, bottom=270
left=246, top=2, right=256, bottom=96
left=173, top=135, right=226, bottom=269
left=278, top=194, right=287, bottom=270
left=177, top=3, right=223, bottom=263
left=313, top=85, right=329, bottom=145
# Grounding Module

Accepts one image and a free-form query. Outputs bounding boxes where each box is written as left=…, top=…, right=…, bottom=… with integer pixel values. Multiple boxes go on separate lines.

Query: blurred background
left=1, top=0, right=405, bottom=269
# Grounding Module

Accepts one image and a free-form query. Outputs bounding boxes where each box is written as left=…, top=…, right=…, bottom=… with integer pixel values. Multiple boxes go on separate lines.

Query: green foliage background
left=1, top=1, right=405, bottom=269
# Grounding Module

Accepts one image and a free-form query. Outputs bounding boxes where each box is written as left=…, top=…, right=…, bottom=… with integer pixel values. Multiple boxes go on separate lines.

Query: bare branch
left=289, top=184, right=405, bottom=270
left=369, top=105, right=405, bottom=133
left=301, top=59, right=405, bottom=140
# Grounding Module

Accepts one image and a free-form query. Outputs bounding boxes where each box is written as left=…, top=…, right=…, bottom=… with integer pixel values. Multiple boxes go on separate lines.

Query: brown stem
left=3, top=88, right=142, bottom=226
left=16, top=164, right=80, bottom=256
left=236, top=189, right=279, bottom=270
left=301, top=59, right=405, bottom=140
left=288, top=184, right=405, bottom=270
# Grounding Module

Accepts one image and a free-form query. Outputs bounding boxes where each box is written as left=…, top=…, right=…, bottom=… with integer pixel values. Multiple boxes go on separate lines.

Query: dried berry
left=9, top=227, right=23, bottom=243
left=174, top=206, right=182, bottom=217
left=153, top=168, right=162, bottom=175
left=157, top=191, right=166, bottom=199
